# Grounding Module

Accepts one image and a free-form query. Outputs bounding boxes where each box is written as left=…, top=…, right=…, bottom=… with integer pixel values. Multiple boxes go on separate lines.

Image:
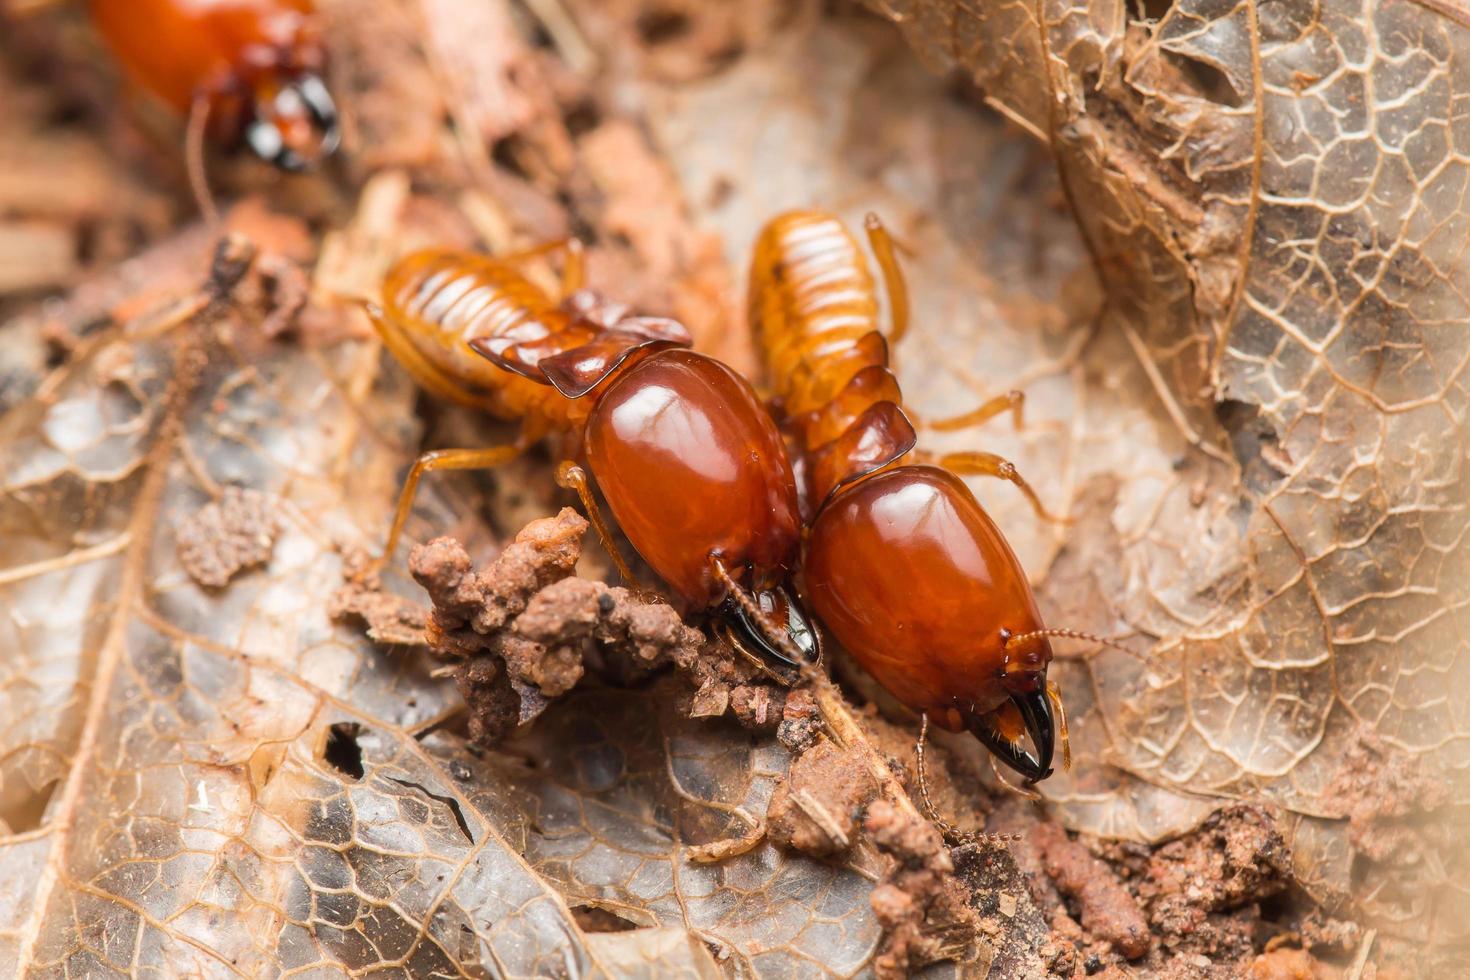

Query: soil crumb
left=176, top=487, right=280, bottom=588
left=1247, top=947, right=1339, bottom=979
left=1140, top=805, right=1290, bottom=961
left=409, top=508, right=703, bottom=743
left=766, top=737, right=878, bottom=857
left=1320, top=728, right=1450, bottom=863
left=1032, top=821, right=1152, bottom=960
left=864, top=798, right=984, bottom=979
left=329, top=553, right=429, bottom=647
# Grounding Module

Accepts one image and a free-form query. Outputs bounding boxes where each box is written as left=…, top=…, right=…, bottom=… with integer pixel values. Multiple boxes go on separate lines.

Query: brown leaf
left=861, top=0, right=1470, bottom=950
left=5, top=0, right=1462, bottom=971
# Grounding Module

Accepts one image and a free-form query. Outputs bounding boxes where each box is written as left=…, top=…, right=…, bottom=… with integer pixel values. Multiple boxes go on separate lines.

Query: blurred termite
left=749, top=208, right=1127, bottom=795
left=364, top=241, right=820, bottom=668
left=87, top=0, right=340, bottom=220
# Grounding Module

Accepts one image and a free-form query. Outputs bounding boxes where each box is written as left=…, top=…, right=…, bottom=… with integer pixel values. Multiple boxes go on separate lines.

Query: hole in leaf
left=1137, top=0, right=1175, bottom=22
left=1216, top=398, right=1287, bottom=494
left=1, top=778, right=60, bottom=832
left=1166, top=52, right=1244, bottom=108
left=570, top=904, right=641, bottom=933
left=636, top=9, right=691, bottom=45
left=324, top=723, right=365, bottom=780
left=564, top=99, right=602, bottom=138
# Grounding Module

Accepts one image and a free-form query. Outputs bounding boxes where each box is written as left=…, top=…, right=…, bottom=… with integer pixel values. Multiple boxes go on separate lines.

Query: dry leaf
left=862, top=0, right=1470, bottom=947
left=2, top=0, right=1462, bottom=974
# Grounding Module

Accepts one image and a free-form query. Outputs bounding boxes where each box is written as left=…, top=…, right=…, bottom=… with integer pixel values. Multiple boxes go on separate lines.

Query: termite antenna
left=186, top=92, right=221, bottom=228
left=988, top=752, right=1043, bottom=801
left=916, top=714, right=1022, bottom=847
left=1006, top=627, right=1147, bottom=664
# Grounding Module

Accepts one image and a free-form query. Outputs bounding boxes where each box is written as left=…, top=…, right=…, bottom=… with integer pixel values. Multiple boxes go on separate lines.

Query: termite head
left=963, top=628, right=1057, bottom=782
left=245, top=73, right=339, bottom=171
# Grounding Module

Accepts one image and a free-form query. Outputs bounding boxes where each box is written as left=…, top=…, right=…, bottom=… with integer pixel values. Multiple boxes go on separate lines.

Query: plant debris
left=408, top=508, right=706, bottom=742
left=864, top=798, right=984, bottom=978
left=174, top=486, right=280, bottom=588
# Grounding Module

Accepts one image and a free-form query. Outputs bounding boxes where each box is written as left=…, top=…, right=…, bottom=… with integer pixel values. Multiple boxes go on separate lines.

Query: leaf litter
left=0, top=0, right=1462, bottom=976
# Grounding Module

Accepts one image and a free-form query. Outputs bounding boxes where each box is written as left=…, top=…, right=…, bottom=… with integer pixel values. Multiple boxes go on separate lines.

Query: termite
left=88, top=0, right=339, bottom=217
left=365, top=241, right=820, bottom=668
left=749, top=208, right=1105, bottom=786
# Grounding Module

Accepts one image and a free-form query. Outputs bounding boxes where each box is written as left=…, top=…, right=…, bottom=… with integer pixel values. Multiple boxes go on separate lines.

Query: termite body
left=88, top=0, right=339, bottom=170
left=750, top=209, right=1068, bottom=782
left=369, top=242, right=817, bottom=665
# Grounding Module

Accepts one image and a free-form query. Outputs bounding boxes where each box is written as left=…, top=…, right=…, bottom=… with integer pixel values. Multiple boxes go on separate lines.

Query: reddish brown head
left=802, top=465, right=1057, bottom=780
left=473, top=331, right=818, bottom=667
left=89, top=0, right=338, bottom=170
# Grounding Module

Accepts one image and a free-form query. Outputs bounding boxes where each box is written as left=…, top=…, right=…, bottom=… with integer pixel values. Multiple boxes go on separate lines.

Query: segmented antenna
left=915, top=715, right=1022, bottom=846
left=1005, top=627, right=1147, bottom=664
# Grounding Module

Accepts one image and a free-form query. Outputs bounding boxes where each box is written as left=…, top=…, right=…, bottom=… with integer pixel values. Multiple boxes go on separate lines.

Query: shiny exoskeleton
left=368, top=242, right=818, bottom=666
left=89, top=0, right=339, bottom=169
left=750, top=209, right=1066, bottom=782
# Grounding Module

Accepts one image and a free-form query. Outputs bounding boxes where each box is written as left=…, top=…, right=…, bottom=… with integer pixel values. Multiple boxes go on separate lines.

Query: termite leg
left=379, top=444, right=524, bottom=570
left=186, top=92, right=221, bottom=227
left=864, top=212, right=909, bottom=346
left=497, top=238, right=585, bottom=298
left=927, top=449, right=1071, bottom=525
left=1047, top=679, right=1072, bottom=772
left=361, top=302, right=505, bottom=411
left=919, top=389, right=1025, bottom=433
left=555, top=461, right=642, bottom=592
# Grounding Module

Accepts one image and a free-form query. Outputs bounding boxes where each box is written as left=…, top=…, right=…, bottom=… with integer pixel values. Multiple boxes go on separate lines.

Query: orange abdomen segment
left=89, top=0, right=315, bottom=111
left=749, top=210, right=915, bottom=502
left=801, top=466, right=1050, bottom=728
left=585, top=349, right=802, bottom=609
left=379, top=250, right=588, bottom=429
left=749, top=210, right=886, bottom=424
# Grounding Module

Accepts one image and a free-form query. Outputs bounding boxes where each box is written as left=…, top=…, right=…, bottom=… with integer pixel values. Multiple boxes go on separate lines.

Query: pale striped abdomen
left=749, top=211, right=913, bottom=501
left=379, top=250, right=590, bottom=430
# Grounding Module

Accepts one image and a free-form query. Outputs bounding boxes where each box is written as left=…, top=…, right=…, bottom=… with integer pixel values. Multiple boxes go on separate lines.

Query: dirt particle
left=329, top=548, right=430, bottom=645
left=1139, top=805, right=1290, bottom=960
left=766, top=738, right=877, bottom=857
left=1320, top=729, right=1449, bottom=864
left=1248, top=947, right=1338, bottom=979
left=176, top=487, right=280, bottom=588
left=864, top=798, right=983, bottom=978
left=1032, top=822, right=1151, bottom=959
left=775, top=687, right=821, bottom=752
left=408, top=510, right=702, bottom=744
